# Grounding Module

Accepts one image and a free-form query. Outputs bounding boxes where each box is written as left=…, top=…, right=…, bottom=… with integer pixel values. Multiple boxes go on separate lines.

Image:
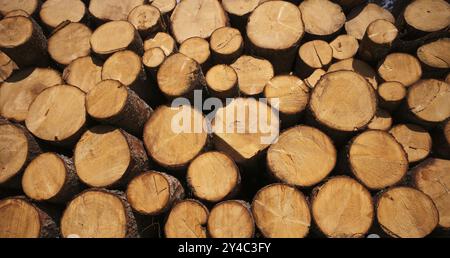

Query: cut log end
left=345, top=3, right=395, bottom=40
left=299, top=0, right=345, bottom=38
left=0, top=0, right=39, bottom=17
left=389, top=124, right=432, bottom=163
left=89, top=0, right=145, bottom=23
left=91, top=21, right=142, bottom=57
left=86, top=80, right=129, bottom=120
left=0, top=16, right=33, bottom=49
left=128, top=4, right=162, bottom=38
left=210, top=27, right=243, bottom=64
left=208, top=200, right=254, bottom=238
left=328, top=58, right=378, bottom=89
left=63, top=56, right=103, bottom=93
left=164, top=199, right=209, bottom=238
left=179, top=37, right=210, bottom=67
left=417, top=38, right=450, bottom=70
left=378, top=53, right=422, bottom=87
left=144, top=32, right=175, bottom=56
left=404, top=0, right=450, bottom=34
left=40, top=0, right=86, bottom=30
left=296, top=40, right=333, bottom=78
left=205, top=64, right=238, bottom=99
left=367, top=109, right=392, bottom=131
left=143, top=47, right=166, bottom=70
left=0, top=124, right=29, bottom=185
left=231, top=55, right=274, bottom=96
left=377, top=81, right=406, bottom=111
left=329, top=34, right=359, bottom=60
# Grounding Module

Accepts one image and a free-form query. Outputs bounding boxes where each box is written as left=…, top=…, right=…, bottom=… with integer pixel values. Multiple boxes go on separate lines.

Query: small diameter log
left=0, top=0, right=40, bottom=18
left=267, top=125, right=336, bottom=188
left=143, top=105, right=208, bottom=170
left=295, top=40, right=333, bottom=79
left=347, top=130, right=409, bottom=190
left=88, top=0, right=145, bottom=25
left=207, top=200, right=255, bottom=238
left=367, top=109, right=392, bottom=131
left=144, top=32, right=176, bottom=56
left=221, top=0, right=259, bottom=33
left=417, top=38, right=450, bottom=72
left=187, top=152, right=240, bottom=203
left=378, top=53, right=422, bottom=87
left=304, top=69, right=326, bottom=89
left=179, top=37, right=211, bottom=70
left=389, top=124, right=432, bottom=164
left=411, top=158, right=450, bottom=230
left=157, top=53, right=206, bottom=101
left=359, top=19, right=398, bottom=62
left=48, top=22, right=92, bottom=67
left=0, top=51, right=17, bottom=83
left=328, top=58, right=378, bottom=89
left=128, top=5, right=164, bottom=39
left=212, top=98, right=279, bottom=165
left=264, top=75, right=310, bottom=127
left=210, top=27, right=243, bottom=65
left=127, top=171, right=184, bottom=215
left=150, top=0, right=176, bottom=26
left=345, top=3, right=395, bottom=40
left=86, top=80, right=153, bottom=136
left=433, top=119, right=450, bottom=159
left=25, top=85, right=87, bottom=147
left=376, top=187, right=439, bottom=238
left=402, top=0, right=450, bottom=38
left=231, top=55, right=274, bottom=96
left=0, top=197, right=58, bottom=238
left=74, top=126, right=149, bottom=188
left=61, top=189, right=139, bottom=238
left=205, top=64, right=239, bottom=99
left=0, top=16, right=48, bottom=68
left=0, top=122, right=41, bottom=188
left=164, top=199, right=209, bottom=238
left=247, top=1, right=304, bottom=74
left=39, top=0, right=87, bottom=31
left=90, top=21, right=144, bottom=59
left=142, top=47, right=166, bottom=79
left=252, top=183, right=311, bottom=238
left=170, top=0, right=228, bottom=44
left=63, top=56, right=103, bottom=93
left=0, top=68, right=62, bottom=122
left=299, top=0, right=346, bottom=40
left=311, top=176, right=374, bottom=238
left=377, top=81, right=406, bottom=111
left=22, top=153, right=81, bottom=203
left=329, top=34, right=359, bottom=61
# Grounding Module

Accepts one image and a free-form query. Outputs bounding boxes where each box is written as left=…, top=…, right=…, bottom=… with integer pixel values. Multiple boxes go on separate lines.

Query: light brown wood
left=89, top=0, right=145, bottom=24
left=267, top=125, right=336, bottom=187
left=252, top=183, right=311, bottom=238
left=142, top=47, right=166, bottom=79
left=345, top=3, right=395, bottom=40
left=40, top=0, right=87, bottom=30
left=151, top=0, right=176, bottom=18
left=170, top=0, right=228, bottom=44
left=179, top=37, right=211, bottom=68
left=299, top=0, right=345, bottom=38
left=128, top=4, right=163, bottom=39
left=0, top=51, right=17, bottom=83
left=295, top=40, right=332, bottom=78
left=210, top=27, right=243, bottom=65
left=0, top=0, right=40, bottom=17
left=412, top=158, right=450, bottom=229
left=4, top=9, right=31, bottom=18
left=417, top=38, right=450, bottom=70
left=378, top=53, right=422, bottom=87
left=329, top=34, right=359, bottom=60
left=231, top=55, right=274, bottom=96
left=143, top=105, right=208, bottom=169
left=403, top=0, right=450, bottom=34
left=311, top=177, right=373, bottom=238
left=328, top=58, right=378, bottom=89
left=164, top=199, right=209, bottom=238
left=208, top=200, right=254, bottom=238
left=389, top=124, right=432, bottom=163
left=0, top=68, right=62, bottom=122
left=309, top=70, right=377, bottom=132
left=187, top=152, right=240, bottom=203
left=359, top=19, right=398, bottom=62
left=63, top=56, right=103, bottom=93
left=348, top=130, right=409, bottom=190
left=205, top=64, right=239, bottom=99
left=376, top=187, right=439, bottom=238
left=304, top=69, right=326, bottom=88
left=367, top=109, right=392, bottom=131
left=377, top=81, right=406, bottom=111
left=144, top=32, right=176, bottom=56
left=127, top=171, right=184, bottom=215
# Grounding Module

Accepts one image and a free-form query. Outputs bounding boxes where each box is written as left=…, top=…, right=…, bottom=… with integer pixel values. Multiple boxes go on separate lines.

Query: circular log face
left=247, top=1, right=303, bottom=50
left=329, top=34, right=358, bottom=60
left=40, top=0, right=86, bottom=29
left=0, top=16, right=33, bottom=48
left=267, top=126, right=336, bottom=187
left=378, top=82, right=406, bottom=103
left=208, top=200, right=254, bottom=238
left=165, top=199, right=209, bottom=238
left=377, top=187, right=439, bottom=238
left=0, top=124, right=28, bottom=184
left=22, top=153, right=66, bottom=201
left=231, top=56, right=274, bottom=96
left=89, top=0, right=145, bottom=21
left=312, top=177, right=373, bottom=238
left=349, top=130, right=408, bottom=190
left=367, top=109, right=392, bottom=131
left=144, top=32, right=175, bottom=56
left=366, top=19, right=398, bottom=45
left=86, top=80, right=128, bottom=120
left=210, top=27, right=243, bottom=56
left=179, top=37, right=210, bottom=65
left=378, top=53, right=422, bottom=87
left=345, top=3, right=395, bottom=40
left=63, top=56, right=103, bottom=93
left=299, top=0, right=345, bottom=37
left=309, top=70, right=377, bottom=132
left=61, top=190, right=128, bottom=238
left=143, top=47, right=166, bottom=69
left=151, top=0, right=176, bottom=14
left=74, top=126, right=131, bottom=188
left=299, top=40, right=333, bottom=69
left=252, top=184, right=311, bottom=238
left=128, top=5, right=160, bottom=32
left=0, top=198, right=40, bottom=238
left=389, top=124, right=432, bottom=163
left=328, top=58, right=378, bottom=89
left=90, top=21, right=137, bottom=55
left=170, top=0, right=228, bottom=44
left=0, top=0, right=39, bottom=16
left=222, top=0, right=259, bottom=16
left=417, top=38, right=450, bottom=69
left=404, top=0, right=450, bottom=33
left=264, top=75, right=309, bottom=115
left=102, top=50, right=142, bottom=86
left=206, top=64, right=237, bottom=93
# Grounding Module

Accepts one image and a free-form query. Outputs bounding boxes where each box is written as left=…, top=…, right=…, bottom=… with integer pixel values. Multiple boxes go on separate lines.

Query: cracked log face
left=417, top=38, right=450, bottom=69
left=389, top=124, right=432, bottom=163
left=63, top=56, right=103, bottom=93
left=164, top=199, right=209, bottom=238
left=329, top=34, right=359, bottom=60
left=377, top=187, right=439, bottom=238
left=144, top=32, right=176, bottom=56
left=412, top=158, right=450, bottom=229
left=89, top=0, right=145, bottom=22
left=252, top=183, right=311, bottom=238
left=345, top=3, right=395, bottom=40
left=328, top=58, right=377, bottom=89
left=404, top=0, right=450, bottom=34
left=311, top=177, right=373, bottom=238
left=378, top=53, right=422, bottom=87
left=205, top=64, right=238, bottom=99
left=40, top=0, right=86, bottom=30
left=210, top=27, right=243, bottom=64
left=296, top=40, right=333, bottom=78
left=207, top=200, right=254, bottom=238
left=299, top=0, right=345, bottom=38
left=231, top=56, right=274, bottom=96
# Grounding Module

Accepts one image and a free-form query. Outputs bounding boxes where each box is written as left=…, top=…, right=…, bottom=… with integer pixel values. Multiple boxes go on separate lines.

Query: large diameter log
left=376, top=187, right=439, bottom=238
left=22, top=153, right=81, bottom=203
left=25, top=85, right=87, bottom=147
left=359, top=19, right=398, bottom=62
left=247, top=1, right=304, bottom=74
left=0, top=0, right=40, bottom=18
left=48, top=22, right=92, bottom=67
left=329, top=34, right=359, bottom=61
left=411, top=158, right=450, bottom=230
left=377, top=81, right=406, bottom=111
left=347, top=130, right=409, bottom=190
left=179, top=37, right=211, bottom=70
left=299, top=0, right=345, bottom=40
left=402, top=0, right=450, bottom=38
left=63, top=56, right=103, bottom=93
left=221, top=0, right=259, bottom=33
left=0, top=51, right=17, bottom=83
left=164, top=199, right=209, bottom=238
left=210, top=27, right=243, bottom=65
left=170, top=0, right=228, bottom=44
left=86, top=80, right=153, bottom=136
left=328, top=58, right=378, bottom=89
left=74, top=126, right=149, bottom=188
left=311, top=176, right=374, bottom=238
left=417, top=38, right=450, bottom=73
left=378, top=53, right=422, bottom=87
left=205, top=64, right=239, bottom=99
left=389, top=124, right=432, bottom=164
left=61, top=189, right=139, bottom=238
left=127, top=171, right=184, bottom=216
left=0, top=16, right=48, bottom=68
left=39, top=0, right=87, bottom=31
left=345, top=3, right=395, bottom=40
left=207, top=200, right=255, bottom=238
left=252, top=183, right=311, bottom=238
left=144, top=32, right=176, bottom=56
left=89, top=0, right=145, bottom=25
left=143, top=105, right=208, bottom=170
left=230, top=56, right=274, bottom=96
left=433, top=119, right=450, bottom=159
left=187, top=152, right=240, bottom=203
left=0, top=68, right=62, bottom=122
left=0, top=197, right=58, bottom=238
left=295, top=40, right=333, bottom=79
left=128, top=5, right=164, bottom=39
left=367, top=109, right=393, bottom=131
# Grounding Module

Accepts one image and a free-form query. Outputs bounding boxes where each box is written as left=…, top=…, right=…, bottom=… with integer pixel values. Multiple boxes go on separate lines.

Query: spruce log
left=205, top=64, right=239, bottom=100
left=389, top=124, right=432, bottom=163
left=433, top=119, right=450, bottom=159
left=150, top=0, right=176, bottom=27
left=329, top=34, right=359, bottom=61
left=378, top=53, right=422, bottom=87
left=39, top=0, right=87, bottom=31
left=401, top=0, right=450, bottom=38
left=142, top=47, right=166, bottom=79
left=164, top=199, right=209, bottom=238
left=377, top=81, right=406, bottom=111
left=328, top=58, right=378, bottom=89
left=345, top=3, right=395, bottom=40
left=88, top=0, right=145, bottom=25
left=144, top=32, right=176, bottom=56
left=207, top=200, right=255, bottom=238
left=359, top=19, right=398, bottom=62
left=63, top=56, right=103, bottom=93
left=128, top=5, right=164, bottom=39
left=230, top=55, right=274, bottom=96
left=210, top=27, right=243, bottom=65
left=0, top=51, right=17, bottom=83
left=221, top=0, right=260, bottom=33
left=367, top=109, right=392, bottom=131
left=0, top=0, right=41, bottom=18
left=417, top=38, right=450, bottom=73
left=295, top=40, right=333, bottom=79
left=179, top=37, right=211, bottom=70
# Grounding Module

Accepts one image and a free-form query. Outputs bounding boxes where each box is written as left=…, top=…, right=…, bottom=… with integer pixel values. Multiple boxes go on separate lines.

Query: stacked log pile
left=0, top=0, right=449, bottom=238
